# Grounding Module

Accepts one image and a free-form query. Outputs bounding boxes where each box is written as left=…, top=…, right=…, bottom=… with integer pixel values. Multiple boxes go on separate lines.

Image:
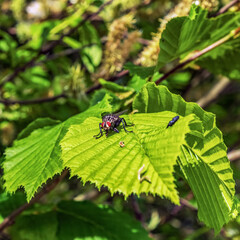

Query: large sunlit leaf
left=17, top=118, right=61, bottom=140
left=61, top=111, right=202, bottom=204
left=133, top=82, right=235, bottom=232
left=155, top=5, right=240, bottom=77
left=3, top=95, right=113, bottom=201
left=178, top=145, right=232, bottom=233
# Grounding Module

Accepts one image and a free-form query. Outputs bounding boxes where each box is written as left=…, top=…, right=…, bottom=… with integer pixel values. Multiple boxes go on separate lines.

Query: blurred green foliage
left=0, top=0, right=240, bottom=239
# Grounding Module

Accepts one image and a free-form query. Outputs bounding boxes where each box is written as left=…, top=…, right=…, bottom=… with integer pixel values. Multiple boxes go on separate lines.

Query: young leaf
left=99, top=78, right=134, bottom=93
left=155, top=5, right=240, bottom=77
left=133, top=82, right=235, bottom=231
left=17, top=118, right=61, bottom=140
left=60, top=112, right=202, bottom=204
left=3, top=95, right=113, bottom=201
left=124, top=62, right=155, bottom=78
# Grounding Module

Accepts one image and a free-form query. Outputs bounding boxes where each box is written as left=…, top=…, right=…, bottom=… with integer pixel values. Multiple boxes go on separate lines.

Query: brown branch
left=197, top=76, right=230, bottom=108
left=214, top=0, right=240, bottom=17
left=0, top=69, right=129, bottom=105
left=130, top=195, right=144, bottom=224
left=0, top=93, right=67, bottom=106
left=0, top=170, right=68, bottom=232
left=155, top=27, right=240, bottom=85
left=0, top=0, right=114, bottom=90
left=0, top=55, right=40, bottom=89
left=36, top=43, right=97, bottom=66
left=228, top=150, right=240, bottom=161
left=85, top=70, right=129, bottom=94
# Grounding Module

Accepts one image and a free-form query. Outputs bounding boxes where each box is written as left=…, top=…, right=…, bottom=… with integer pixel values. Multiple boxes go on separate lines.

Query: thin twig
left=0, top=55, right=40, bottom=89
left=0, top=69, right=129, bottom=105
left=0, top=170, right=68, bottom=232
left=214, top=0, right=240, bottom=17
left=130, top=195, right=144, bottom=224
left=0, top=93, right=67, bottom=106
left=228, top=150, right=240, bottom=161
left=85, top=70, right=129, bottom=94
left=0, top=0, right=114, bottom=90
left=35, top=43, right=97, bottom=66
left=197, top=76, right=230, bottom=108
left=155, top=27, right=240, bottom=85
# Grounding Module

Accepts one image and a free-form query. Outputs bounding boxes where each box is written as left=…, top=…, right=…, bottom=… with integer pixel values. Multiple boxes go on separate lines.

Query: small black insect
left=167, top=116, right=179, bottom=128
left=94, top=110, right=133, bottom=139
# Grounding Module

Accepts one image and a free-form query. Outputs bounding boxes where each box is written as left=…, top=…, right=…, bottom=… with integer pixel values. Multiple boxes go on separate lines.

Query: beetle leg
left=121, top=118, right=133, bottom=133
left=93, top=123, right=103, bottom=139
left=113, top=128, right=119, bottom=133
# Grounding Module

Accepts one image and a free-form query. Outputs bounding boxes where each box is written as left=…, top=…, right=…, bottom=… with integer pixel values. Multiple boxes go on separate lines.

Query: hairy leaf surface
left=3, top=95, right=113, bottom=201
left=61, top=111, right=202, bottom=204
left=133, top=83, right=235, bottom=231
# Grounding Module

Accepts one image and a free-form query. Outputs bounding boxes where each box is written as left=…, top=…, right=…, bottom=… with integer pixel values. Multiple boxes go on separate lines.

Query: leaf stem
left=0, top=93, right=67, bottom=106
left=0, top=170, right=68, bottom=232
left=214, top=0, right=240, bottom=17
left=155, top=27, right=240, bottom=85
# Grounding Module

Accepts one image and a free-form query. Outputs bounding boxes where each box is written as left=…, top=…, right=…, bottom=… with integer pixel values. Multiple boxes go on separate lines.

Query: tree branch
left=155, top=27, right=240, bottom=85
left=214, top=0, right=240, bottom=17
left=197, top=76, right=230, bottom=108
left=0, top=93, right=67, bottom=106
left=0, top=170, right=68, bottom=232
left=228, top=150, right=240, bottom=161
left=85, top=70, right=129, bottom=94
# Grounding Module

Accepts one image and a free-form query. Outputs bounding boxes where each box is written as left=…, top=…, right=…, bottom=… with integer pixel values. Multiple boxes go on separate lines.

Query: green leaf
left=133, top=83, right=235, bottom=232
left=0, top=192, right=26, bottom=223
left=17, top=118, right=61, bottom=140
left=178, top=146, right=232, bottom=233
left=155, top=5, right=240, bottom=76
left=3, top=95, right=113, bottom=201
left=79, top=22, right=102, bottom=73
left=124, top=62, right=155, bottom=78
left=10, top=211, right=58, bottom=240
left=64, top=22, right=102, bottom=73
left=3, top=123, right=64, bottom=202
left=56, top=200, right=151, bottom=240
left=133, top=82, right=214, bottom=131
left=99, top=78, right=134, bottom=93
left=127, top=75, right=147, bottom=93
left=8, top=200, right=151, bottom=240
left=60, top=111, right=202, bottom=204
left=197, top=37, right=240, bottom=79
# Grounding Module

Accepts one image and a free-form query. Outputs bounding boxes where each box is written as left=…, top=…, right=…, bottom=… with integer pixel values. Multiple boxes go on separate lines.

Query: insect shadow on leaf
left=94, top=110, right=134, bottom=139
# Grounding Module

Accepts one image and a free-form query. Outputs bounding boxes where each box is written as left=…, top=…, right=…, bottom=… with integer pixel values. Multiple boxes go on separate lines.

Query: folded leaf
left=133, top=82, right=235, bottom=232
